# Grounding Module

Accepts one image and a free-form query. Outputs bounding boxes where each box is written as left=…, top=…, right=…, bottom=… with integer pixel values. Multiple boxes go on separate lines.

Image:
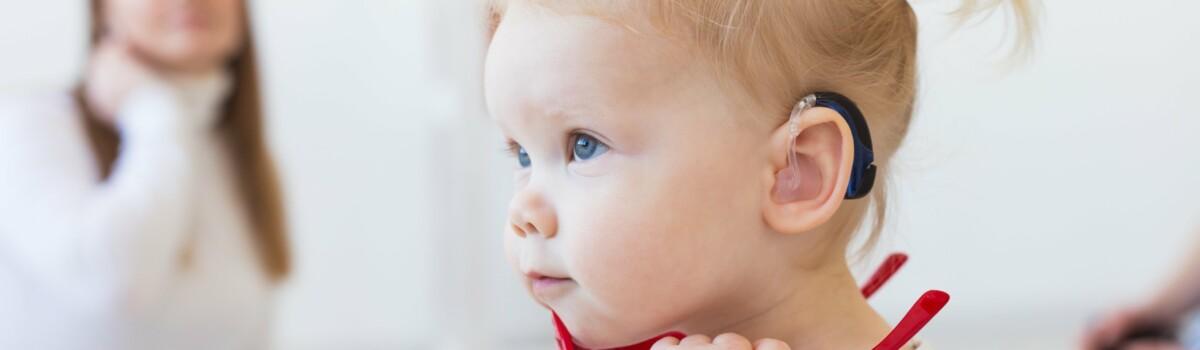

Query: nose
left=507, top=186, right=558, bottom=239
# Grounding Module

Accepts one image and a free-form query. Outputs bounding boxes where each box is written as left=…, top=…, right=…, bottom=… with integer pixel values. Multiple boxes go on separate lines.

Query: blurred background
left=1, top=0, right=1198, bottom=349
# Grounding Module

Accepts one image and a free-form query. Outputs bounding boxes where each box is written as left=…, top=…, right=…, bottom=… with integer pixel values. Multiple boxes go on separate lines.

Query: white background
left=2, top=0, right=1198, bottom=349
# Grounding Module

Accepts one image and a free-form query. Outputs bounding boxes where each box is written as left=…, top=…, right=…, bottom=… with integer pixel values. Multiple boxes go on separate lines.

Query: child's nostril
left=510, top=223, right=527, bottom=238
left=521, top=222, right=539, bottom=236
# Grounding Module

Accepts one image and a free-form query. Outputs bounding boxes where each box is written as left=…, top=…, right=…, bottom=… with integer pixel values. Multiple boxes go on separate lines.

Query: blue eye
left=516, top=145, right=531, bottom=168
left=572, top=134, right=608, bottom=161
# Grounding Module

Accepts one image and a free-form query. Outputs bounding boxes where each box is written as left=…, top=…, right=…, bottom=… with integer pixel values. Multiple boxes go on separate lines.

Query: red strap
left=553, top=312, right=575, bottom=350
left=555, top=290, right=949, bottom=350
left=554, top=253, right=944, bottom=350
left=872, top=290, right=950, bottom=350
left=554, top=312, right=684, bottom=350
left=861, top=253, right=908, bottom=298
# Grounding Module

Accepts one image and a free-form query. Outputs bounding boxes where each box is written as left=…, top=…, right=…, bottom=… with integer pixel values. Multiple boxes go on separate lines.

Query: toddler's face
left=485, top=4, right=791, bottom=348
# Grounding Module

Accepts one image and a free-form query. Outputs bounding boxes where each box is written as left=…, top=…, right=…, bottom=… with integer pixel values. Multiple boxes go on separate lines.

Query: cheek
left=559, top=159, right=761, bottom=337
left=503, top=230, right=521, bottom=273
left=561, top=201, right=695, bottom=345
left=570, top=211, right=701, bottom=310
left=107, top=0, right=165, bottom=44
left=202, top=0, right=245, bottom=54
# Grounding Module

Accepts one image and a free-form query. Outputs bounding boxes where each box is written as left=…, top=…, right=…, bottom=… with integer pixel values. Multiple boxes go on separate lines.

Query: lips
left=526, top=270, right=568, bottom=280
left=526, top=271, right=574, bottom=298
left=532, top=275, right=572, bottom=287
left=169, top=10, right=210, bottom=32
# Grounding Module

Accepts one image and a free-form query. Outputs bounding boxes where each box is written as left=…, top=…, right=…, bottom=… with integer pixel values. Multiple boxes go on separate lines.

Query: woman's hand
left=84, top=36, right=160, bottom=124
left=1080, top=306, right=1181, bottom=350
left=651, top=334, right=791, bottom=350
left=1116, top=340, right=1184, bottom=350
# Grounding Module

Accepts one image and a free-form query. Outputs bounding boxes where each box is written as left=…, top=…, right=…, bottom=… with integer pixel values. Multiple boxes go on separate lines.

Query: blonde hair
left=487, top=0, right=1038, bottom=254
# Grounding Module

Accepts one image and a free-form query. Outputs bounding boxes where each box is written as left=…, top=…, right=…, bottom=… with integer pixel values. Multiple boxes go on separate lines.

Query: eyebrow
left=495, top=101, right=590, bottom=143
left=529, top=78, right=602, bottom=119
left=496, top=79, right=611, bottom=140
left=547, top=107, right=591, bottom=126
left=522, top=98, right=595, bottom=129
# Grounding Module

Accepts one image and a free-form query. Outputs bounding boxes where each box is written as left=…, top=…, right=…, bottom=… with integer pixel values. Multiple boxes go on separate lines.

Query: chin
left=557, top=308, right=646, bottom=349
left=163, top=37, right=237, bottom=64
left=570, top=332, right=628, bottom=350
left=165, top=50, right=232, bottom=71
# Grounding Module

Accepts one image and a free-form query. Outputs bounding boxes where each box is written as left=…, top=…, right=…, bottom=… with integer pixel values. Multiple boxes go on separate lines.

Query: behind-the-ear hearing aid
left=786, top=92, right=877, bottom=200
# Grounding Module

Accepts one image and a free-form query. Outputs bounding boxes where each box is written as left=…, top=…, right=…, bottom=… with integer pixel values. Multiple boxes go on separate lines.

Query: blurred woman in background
left=1082, top=228, right=1200, bottom=350
left=0, top=0, right=289, bottom=349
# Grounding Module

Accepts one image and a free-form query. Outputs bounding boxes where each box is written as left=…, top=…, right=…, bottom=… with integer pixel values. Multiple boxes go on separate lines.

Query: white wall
left=880, top=1, right=1200, bottom=348
left=1, top=1, right=1198, bottom=349
left=0, top=0, right=85, bottom=91
left=250, top=0, right=541, bottom=348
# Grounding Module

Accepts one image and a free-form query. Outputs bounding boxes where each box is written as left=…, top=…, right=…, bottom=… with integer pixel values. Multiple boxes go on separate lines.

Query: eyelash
left=504, top=141, right=530, bottom=168
left=505, top=132, right=610, bottom=168
left=504, top=141, right=522, bottom=158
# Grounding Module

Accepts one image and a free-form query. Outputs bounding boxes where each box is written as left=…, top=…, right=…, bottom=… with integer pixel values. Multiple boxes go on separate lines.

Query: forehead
left=484, top=4, right=699, bottom=125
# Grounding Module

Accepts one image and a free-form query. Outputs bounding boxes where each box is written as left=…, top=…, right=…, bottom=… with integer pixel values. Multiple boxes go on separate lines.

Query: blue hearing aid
left=787, top=92, right=877, bottom=200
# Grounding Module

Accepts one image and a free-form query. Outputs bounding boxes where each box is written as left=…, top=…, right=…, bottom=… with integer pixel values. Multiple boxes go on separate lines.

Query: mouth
left=170, top=10, right=211, bottom=32
left=526, top=271, right=575, bottom=298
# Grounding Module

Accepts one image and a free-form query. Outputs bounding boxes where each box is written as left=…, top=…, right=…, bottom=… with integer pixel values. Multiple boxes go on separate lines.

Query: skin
left=1080, top=228, right=1200, bottom=350
left=85, top=0, right=245, bottom=121
left=486, top=3, right=894, bottom=349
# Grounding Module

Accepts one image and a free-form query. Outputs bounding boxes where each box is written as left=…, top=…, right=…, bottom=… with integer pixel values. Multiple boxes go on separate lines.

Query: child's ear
left=761, top=107, right=855, bottom=235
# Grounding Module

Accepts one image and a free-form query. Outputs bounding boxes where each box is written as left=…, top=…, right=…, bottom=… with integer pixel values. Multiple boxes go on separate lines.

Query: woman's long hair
left=77, top=0, right=290, bottom=282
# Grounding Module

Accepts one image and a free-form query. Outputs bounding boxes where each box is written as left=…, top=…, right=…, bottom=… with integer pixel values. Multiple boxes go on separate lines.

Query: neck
left=167, top=68, right=235, bottom=113
left=693, top=261, right=892, bottom=350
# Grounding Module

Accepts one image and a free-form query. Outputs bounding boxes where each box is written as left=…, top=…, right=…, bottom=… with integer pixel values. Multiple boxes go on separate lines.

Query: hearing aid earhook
left=784, top=94, right=818, bottom=192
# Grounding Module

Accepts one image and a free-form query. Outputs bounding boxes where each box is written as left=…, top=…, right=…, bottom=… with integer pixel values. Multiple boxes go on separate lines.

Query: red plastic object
left=554, top=312, right=685, bottom=350
left=861, top=253, right=908, bottom=298
left=872, top=290, right=950, bottom=350
left=552, top=253, right=944, bottom=350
